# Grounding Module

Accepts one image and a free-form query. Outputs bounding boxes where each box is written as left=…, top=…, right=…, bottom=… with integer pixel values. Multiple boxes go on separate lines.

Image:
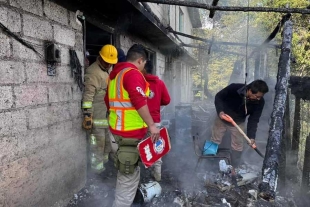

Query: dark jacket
left=214, top=83, right=265, bottom=139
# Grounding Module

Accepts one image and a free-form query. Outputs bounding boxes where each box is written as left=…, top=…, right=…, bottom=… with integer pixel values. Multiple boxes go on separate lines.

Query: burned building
left=0, top=0, right=201, bottom=206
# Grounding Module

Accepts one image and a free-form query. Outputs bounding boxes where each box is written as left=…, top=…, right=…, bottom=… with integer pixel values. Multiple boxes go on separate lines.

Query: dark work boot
left=231, top=150, right=243, bottom=168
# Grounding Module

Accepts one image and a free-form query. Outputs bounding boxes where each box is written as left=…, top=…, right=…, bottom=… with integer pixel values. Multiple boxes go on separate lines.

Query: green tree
left=191, top=0, right=310, bottom=96
left=253, top=0, right=310, bottom=75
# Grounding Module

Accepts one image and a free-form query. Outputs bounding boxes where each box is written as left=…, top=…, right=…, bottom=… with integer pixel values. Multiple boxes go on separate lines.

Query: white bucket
left=138, top=181, right=162, bottom=203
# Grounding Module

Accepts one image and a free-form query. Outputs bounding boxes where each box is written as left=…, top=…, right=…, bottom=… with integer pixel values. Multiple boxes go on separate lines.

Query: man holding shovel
left=211, top=80, right=269, bottom=167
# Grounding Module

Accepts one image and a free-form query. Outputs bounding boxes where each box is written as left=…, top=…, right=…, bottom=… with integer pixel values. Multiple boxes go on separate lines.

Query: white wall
left=146, top=3, right=194, bottom=55
left=121, top=4, right=198, bottom=107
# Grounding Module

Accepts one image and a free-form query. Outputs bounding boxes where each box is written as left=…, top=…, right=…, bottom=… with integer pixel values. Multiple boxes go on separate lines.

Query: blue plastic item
left=202, top=141, right=219, bottom=155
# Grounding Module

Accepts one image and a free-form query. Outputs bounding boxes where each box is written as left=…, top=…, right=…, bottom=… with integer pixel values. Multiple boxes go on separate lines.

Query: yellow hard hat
left=99, top=44, right=118, bottom=64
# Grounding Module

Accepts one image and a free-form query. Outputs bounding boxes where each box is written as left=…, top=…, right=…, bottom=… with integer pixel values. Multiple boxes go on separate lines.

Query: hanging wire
left=243, top=0, right=250, bottom=115
left=0, top=21, right=44, bottom=58
left=245, top=0, right=250, bottom=83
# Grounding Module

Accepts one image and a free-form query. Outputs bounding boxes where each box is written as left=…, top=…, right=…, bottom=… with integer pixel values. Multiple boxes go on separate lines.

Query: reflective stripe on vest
left=82, top=101, right=92, bottom=109
left=93, top=119, right=109, bottom=127
left=109, top=101, right=133, bottom=108
left=108, top=68, right=150, bottom=132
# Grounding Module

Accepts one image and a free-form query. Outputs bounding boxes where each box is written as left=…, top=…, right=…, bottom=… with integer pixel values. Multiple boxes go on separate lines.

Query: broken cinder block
left=248, top=189, right=258, bottom=200
left=220, top=173, right=258, bottom=191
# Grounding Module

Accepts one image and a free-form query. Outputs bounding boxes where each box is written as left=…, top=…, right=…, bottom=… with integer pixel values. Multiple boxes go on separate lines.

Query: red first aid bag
left=138, top=127, right=171, bottom=168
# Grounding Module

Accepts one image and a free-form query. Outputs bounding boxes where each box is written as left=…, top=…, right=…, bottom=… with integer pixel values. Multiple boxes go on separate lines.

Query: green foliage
left=252, top=0, right=310, bottom=75
left=191, top=0, right=310, bottom=97
left=207, top=56, right=235, bottom=92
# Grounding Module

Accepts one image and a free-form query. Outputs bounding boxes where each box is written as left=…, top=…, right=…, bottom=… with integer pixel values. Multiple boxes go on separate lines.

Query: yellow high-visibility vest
left=108, top=68, right=150, bottom=131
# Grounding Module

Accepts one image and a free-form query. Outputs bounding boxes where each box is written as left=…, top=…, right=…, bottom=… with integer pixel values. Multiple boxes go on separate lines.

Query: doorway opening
left=85, top=22, right=114, bottom=66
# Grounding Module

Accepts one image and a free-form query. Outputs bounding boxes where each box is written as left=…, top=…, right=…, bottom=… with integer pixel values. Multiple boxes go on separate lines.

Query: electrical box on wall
left=45, top=42, right=61, bottom=76
left=45, top=43, right=61, bottom=63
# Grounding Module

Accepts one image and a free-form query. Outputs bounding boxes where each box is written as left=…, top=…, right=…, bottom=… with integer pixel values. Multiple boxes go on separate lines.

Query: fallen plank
left=220, top=173, right=258, bottom=191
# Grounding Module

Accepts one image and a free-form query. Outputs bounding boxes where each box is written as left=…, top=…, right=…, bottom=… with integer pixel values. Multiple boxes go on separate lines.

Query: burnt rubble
left=66, top=153, right=296, bottom=207
left=66, top=102, right=300, bottom=207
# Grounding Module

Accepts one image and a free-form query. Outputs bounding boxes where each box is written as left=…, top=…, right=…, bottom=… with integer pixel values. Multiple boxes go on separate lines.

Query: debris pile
left=67, top=154, right=299, bottom=207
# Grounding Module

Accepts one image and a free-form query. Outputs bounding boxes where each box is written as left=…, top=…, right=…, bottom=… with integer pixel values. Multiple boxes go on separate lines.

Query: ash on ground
left=66, top=150, right=299, bottom=207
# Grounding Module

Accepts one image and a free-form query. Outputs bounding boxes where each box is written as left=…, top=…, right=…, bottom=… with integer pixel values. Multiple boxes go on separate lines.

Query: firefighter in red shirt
left=105, top=44, right=159, bottom=207
left=143, top=60, right=171, bottom=181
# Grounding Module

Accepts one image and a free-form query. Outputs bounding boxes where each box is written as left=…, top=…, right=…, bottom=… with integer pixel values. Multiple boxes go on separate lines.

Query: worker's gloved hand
left=219, top=112, right=234, bottom=124
left=82, top=113, right=93, bottom=130
left=219, top=111, right=226, bottom=119
left=249, top=139, right=256, bottom=146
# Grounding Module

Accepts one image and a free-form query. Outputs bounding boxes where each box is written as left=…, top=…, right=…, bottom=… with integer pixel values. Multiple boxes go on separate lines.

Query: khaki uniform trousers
left=211, top=116, right=245, bottom=151
left=112, top=135, right=140, bottom=207
left=90, top=127, right=112, bottom=173
left=89, top=90, right=111, bottom=174
left=151, top=123, right=162, bottom=181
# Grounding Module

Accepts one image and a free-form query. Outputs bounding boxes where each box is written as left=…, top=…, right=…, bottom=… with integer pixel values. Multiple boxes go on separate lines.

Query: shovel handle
left=234, top=123, right=265, bottom=158
left=231, top=122, right=252, bottom=145
left=221, top=114, right=251, bottom=143
left=223, top=114, right=265, bottom=158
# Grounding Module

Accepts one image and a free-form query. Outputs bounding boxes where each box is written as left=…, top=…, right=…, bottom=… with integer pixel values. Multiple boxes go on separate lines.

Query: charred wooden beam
left=285, top=93, right=292, bottom=150
left=289, top=76, right=310, bottom=100
left=278, top=112, right=287, bottom=189
left=260, top=53, right=267, bottom=78
left=248, top=13, right=291, bottom=59
left=209, top=0, right=220, bottom=18
left=279, top=93, right=292, bottom=189
left=254, top=54, right=260, bottom=79
left=229, top=60, right=245, bottom=84
left=138, top=0, right=310, bottom=14
left=302, top=134, right=310, bottom=191
left=258, top=20, right=293, bottom=201
left=292, top=97, right=301, bottom=150
left=263, top=14, right=291, bottom=45
left=168, top=28, right=279, bottom=48
left=181, top=43, right=246, bottom=56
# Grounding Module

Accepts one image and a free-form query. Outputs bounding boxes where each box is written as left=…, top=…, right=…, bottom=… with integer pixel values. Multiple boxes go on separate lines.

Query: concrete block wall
left=0, top=1, right=86, bottom=206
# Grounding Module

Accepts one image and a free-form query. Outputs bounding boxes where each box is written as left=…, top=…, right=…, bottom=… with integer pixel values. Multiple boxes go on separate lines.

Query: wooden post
left=302, top=134, right=310, bottom=191
left=169, top=29, right=279, bottom=48
left=199, top=47, right=204, bottom=101
left=260, top=52, right=267, bottom=78
left=229, top=60, right=244, bottom=84
left=181, top=43, right=247, bottom=56
left=209, top=0, right=220, bottom=18
left=254, top=53, right=260, bottom=80
left=278, top=111, right=287, bottom=189
left=285, top=93, right=292, bottom=150
left=258, top=20, right=293, bottom=201
left=292, top=97, right=301, bottom=151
